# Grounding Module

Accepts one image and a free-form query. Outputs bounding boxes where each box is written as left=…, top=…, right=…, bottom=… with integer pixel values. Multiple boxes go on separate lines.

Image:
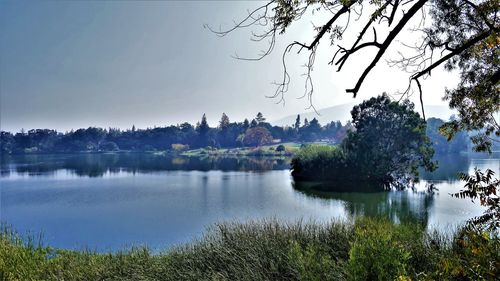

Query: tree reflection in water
left=1, top=153, right=291, bottom=177
left=292, top=181, right=435, bottom=225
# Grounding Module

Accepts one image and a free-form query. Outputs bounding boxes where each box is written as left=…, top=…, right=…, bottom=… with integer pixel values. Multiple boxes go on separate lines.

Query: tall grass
left=1, top=218, right=498, bottom=280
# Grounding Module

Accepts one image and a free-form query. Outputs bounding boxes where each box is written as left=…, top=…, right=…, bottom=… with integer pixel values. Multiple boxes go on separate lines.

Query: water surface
left=1, top=153, right=497, bottom=251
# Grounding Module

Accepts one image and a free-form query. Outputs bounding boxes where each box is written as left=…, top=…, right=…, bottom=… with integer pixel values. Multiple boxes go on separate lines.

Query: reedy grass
left=0, top=218, right=498, bottom=281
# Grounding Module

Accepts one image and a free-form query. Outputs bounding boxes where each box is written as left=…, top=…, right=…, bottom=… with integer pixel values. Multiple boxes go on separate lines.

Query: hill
left=272, top=103, right=455, bottom=126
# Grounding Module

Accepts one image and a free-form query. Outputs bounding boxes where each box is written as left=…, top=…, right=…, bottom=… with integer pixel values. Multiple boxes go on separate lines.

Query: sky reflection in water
left=0, top=153, right=497, bottom=251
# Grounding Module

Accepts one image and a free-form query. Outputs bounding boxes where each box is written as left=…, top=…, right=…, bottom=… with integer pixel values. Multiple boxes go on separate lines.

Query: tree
left=276, top=144, right=286, bottom=152
left=100, top=141, right=119, bottom=152
left=196, top=114, right=210, bottom=136
left=210, top=0, right=498, bottom=228
left=208, top=0, right=499, bottom=151
left=294, top=114, right=301, bottom=130
left=291, top=95, right=436, bottom=190
left=303, top=118, right=309, bottom=128
left=300, top=117, right=322, bottom=141
left=243, top=127, right=273, bottom=147
left=343, top=94, right=436, bottom=188
left=454, top=168, right=499, bottom=230
left=196, top=114, right=212, bottom=147
left=250, top=119, right=258, bottom=127
left=0, top=131, right=15, bottom=154
left=426, top=117, right=469, bottom=154
left=255, top=112, right=266, bottom=124
left=243, top=118, right=250, bottom=130
left=219, top=113, right=230, bottom=129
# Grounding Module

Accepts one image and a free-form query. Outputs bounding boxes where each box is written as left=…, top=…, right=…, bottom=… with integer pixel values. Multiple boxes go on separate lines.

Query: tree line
left=1, top=111, right=473, bottom=155
left=0, top=112, right=352, bottom=154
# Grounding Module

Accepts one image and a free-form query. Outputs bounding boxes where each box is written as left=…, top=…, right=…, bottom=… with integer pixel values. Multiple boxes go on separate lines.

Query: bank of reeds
left=1, top=218, right=498, bottom=280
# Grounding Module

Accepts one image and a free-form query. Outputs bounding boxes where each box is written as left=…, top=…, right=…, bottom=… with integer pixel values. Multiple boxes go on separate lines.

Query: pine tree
left=294, top=114, right=301, bottom=130
left=219, top=113, right=230, bottom=129
left=250, top=119, right=258, bottom=127
left=197, top=114, right=210, bottom=136
left=243, top=119, right=250, bottom=130
left=255, top=112, right=266, bottom=124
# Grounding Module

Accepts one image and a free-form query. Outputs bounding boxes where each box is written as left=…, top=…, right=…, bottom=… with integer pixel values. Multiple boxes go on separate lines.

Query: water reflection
left=1, top=153, right=291, bottom=177
left=0, top=152, right=496, bottom=251
left=292, top=181, right=434, bottom=225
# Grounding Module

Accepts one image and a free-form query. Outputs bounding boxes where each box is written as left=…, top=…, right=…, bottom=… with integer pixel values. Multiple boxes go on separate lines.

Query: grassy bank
left=1, top=218, right=498, bottom=280
left=181, top=142, right=302, bottom=157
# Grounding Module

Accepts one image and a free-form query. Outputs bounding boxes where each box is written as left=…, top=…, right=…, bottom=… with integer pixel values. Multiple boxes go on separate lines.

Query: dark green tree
left=343, top=94, right=436, bottom=188
left=243, top=118, right=250, bottom=130
left=294, top=114, right=301, bottom=130
left=219, top=113, right=230, bottom=129
left=196, top=114, right=210, bottom=136
left=255, top=112, right=266, bottom=124
left=250, top=119, right=258, bottom=127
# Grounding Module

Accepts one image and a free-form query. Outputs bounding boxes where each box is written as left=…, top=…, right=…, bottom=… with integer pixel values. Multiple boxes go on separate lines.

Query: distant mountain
left=272, top=103, right=455, bottom=126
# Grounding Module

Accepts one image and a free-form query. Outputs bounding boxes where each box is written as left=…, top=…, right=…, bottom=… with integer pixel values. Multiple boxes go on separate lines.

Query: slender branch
left=411, top=29, right=493, bottom=81
left=346, top=0, right=429, bottom=97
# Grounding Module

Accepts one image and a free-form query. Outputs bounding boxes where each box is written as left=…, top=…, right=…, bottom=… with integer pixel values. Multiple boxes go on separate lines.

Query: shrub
left=276, top=144, right=285, bottom=152
left=347, top=218, right=419, bottom=280
left=291, top=145, right=348, bottom=182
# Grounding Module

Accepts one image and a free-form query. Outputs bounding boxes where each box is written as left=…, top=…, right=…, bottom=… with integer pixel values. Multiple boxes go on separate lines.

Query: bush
left=346, top=218, right=418, bottom=280
left=276, top=144, right=285, bottom=152
left=291, top=145, right=348, bottom=182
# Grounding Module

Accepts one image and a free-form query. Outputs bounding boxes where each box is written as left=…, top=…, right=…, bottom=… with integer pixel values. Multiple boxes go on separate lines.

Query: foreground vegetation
left=1, top=218, right=498, bottom=281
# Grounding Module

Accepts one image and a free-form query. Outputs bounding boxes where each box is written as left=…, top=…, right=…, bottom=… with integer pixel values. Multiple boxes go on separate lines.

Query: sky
left=0, top=1, right=459, bottom=133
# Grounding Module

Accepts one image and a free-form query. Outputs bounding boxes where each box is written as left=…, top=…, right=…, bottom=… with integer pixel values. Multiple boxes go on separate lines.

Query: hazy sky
left=0, top=1, right=459, bottom=132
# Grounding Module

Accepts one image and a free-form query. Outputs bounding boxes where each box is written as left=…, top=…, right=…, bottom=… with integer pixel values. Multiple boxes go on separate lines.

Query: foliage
left=242, top=127, right=273, bottom=147
left=0, top=113, right=354, bottom=154
left=343, top=94, right=436, bottom=187
left=426, top=117, right=469, bottom=154
left=291, top=144, right=349, bottom=182
left=288, top=240, right=341, bottom=281
left=255, top=112, right=266, bottom=124
left=1, top=218, right=499, bottom=280
left=276, top=144, right=285, bottom=152
left=454, top=168, right=500, bottom=230
left=347, top=218, right=422, bottom=281
left=429, top=0, right=500, bottom=153
left=292, top=95, right=436, bottom=189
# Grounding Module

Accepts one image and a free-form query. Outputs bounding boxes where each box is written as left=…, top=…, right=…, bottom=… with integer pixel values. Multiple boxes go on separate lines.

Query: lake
left=1, top=153, right=498, bottom=252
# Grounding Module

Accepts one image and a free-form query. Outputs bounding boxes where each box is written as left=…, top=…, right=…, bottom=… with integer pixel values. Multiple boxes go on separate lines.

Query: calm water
left=1, top=153, right=498, bottom=252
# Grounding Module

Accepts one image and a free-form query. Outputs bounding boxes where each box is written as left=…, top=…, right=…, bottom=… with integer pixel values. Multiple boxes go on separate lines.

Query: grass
left=1, top=218, right=498, bottom=280
left=181, top=142, right=303, bottom=157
